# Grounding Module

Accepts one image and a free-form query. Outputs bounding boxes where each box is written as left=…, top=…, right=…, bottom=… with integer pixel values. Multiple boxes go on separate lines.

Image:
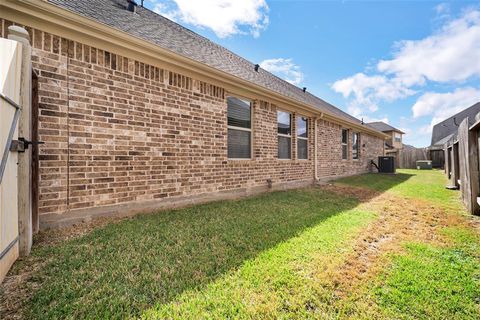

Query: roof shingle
left=367, top=122, right=404, bottom=134
left=431, top=102, right=480, bottom=146
left=47, top=0, right=373, bottom=128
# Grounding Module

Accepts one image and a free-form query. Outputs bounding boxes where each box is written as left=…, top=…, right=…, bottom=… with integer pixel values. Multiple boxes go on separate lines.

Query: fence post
left=8, top=26, right=32, bottom=256
left=444, top=143, right=449, bottom=175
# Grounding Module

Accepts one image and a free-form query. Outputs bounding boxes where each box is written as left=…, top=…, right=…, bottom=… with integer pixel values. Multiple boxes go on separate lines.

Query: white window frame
left=227, top=96, right=253, bottom=160
left=297, top=115, right=308, bottom=160
left=277, top=110, right=292, bottom=160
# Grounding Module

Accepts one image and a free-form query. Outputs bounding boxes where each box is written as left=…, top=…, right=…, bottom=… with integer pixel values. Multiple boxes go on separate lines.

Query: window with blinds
left=352, top=132, right=360, bottom=159
left=278, top=111, right=291, bottom=159
left=297, top=116, right=308, bottom=159
left=227, top=97, right=252, bottom=159
left=342, top=129, right=348, bottom=160
left=394, top=132, right=402, bottom=142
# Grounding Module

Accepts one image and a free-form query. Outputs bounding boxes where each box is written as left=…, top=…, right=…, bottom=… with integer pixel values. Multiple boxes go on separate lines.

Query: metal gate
left=0, top=38, right=23, bottom=282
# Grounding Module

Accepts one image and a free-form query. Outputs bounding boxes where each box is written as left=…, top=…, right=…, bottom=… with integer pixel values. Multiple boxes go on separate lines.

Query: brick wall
left=1, top=19, right=384, bottom=224
left=317, top=119, right=384, bottom=178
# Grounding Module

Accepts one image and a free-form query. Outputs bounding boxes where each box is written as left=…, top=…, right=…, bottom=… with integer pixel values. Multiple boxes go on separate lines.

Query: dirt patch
left=0, top=254, right=46, bottom=320
left=320, top=183, right=381, bottom=202
left=314, top=184, right=469, bottom=310
left=34, top=215, right=127, bottom=247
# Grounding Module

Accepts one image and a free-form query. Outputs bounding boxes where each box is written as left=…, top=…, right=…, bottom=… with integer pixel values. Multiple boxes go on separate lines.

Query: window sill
left=228, top=158, right=253, bottom=161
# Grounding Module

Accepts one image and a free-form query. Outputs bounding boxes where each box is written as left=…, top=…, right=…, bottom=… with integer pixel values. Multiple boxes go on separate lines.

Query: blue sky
left=144, top=0, right=480, bottom=147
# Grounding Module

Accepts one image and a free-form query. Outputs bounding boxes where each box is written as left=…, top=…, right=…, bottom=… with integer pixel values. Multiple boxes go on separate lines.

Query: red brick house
left=0, top=0, right=386, bottom=229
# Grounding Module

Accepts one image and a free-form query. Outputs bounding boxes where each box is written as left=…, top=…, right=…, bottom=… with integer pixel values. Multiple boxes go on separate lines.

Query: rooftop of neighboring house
left=46, top=0, right=384, bottom=134
left=431, top=102, right=480, bottom=147
left=367, top=121, right=405, bottom=134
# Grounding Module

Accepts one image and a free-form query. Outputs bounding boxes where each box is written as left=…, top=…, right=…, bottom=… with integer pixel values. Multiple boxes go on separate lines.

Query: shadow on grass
left=335, top=172, right=415, bottom=193
left=23, top=187, right=366, bottom=319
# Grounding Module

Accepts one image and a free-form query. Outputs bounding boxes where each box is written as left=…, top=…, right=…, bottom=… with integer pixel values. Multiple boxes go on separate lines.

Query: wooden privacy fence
left=444, top=116, right=480, bottom=215
left=398, top=147, right=428, bottom=169
left=429, top=149, right=445, bottom=168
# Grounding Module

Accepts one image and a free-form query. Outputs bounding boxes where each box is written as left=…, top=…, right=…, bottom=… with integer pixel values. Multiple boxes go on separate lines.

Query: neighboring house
left=0, top=0, right=386, bottom=228
left=367, top=121, right=404, bottom=164
left=430, top=102, right=480, bottom=168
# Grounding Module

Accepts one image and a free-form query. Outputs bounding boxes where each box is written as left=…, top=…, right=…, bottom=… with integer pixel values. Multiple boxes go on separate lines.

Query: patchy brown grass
left=34, top=216, right=124, bottom=247
left=321, top=183, right=380, bottom=202
left=313, top=182, right=477, bottom=317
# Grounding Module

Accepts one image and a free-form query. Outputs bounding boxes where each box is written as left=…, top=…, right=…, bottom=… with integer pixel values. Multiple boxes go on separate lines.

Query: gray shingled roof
left=367, top=122, right=405, bottom=134
left=431, top=102, right=480, bottom=146
left=47, top=0, right=373, bottom=128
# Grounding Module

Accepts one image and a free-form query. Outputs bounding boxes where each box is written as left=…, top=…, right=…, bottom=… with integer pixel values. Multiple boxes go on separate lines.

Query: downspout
left=314, top=117, right=318, bottom=181
left=314, top=113, right=323, bottom=181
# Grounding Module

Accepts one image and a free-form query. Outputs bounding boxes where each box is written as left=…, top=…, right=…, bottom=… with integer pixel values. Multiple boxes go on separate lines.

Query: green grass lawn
left=336, top=169, right=463, bottom=211
left=375, top=234, right=479, bottom=320
left=1, top=169, right=479, bottom=319
left=17, top=188, right=376, bottom=319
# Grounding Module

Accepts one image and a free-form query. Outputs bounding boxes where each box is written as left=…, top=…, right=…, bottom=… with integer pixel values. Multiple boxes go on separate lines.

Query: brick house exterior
left=0, top=0, right=385, bottom=228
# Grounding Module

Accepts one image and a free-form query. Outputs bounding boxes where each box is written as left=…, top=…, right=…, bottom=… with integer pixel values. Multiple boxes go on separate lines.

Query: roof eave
left=1, top=0, right=387, bottom=138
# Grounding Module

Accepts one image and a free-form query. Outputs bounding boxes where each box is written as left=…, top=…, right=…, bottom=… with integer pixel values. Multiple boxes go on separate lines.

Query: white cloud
left=260, top=58, right=304, bottom=85
left=399, top=127, right=410, bottom=134
left=363, top=115, right=390, bottom=124
left=347, top=104, right=363, bottom=118
left=398, top=87, right=480, bottom=147
left=332, top=73, right=414, bottom=113
left=377, top=9, right=480, bottom=86
left=412, top=87, right=480, bottom=125
left=149, top=0, right=269, bottom=38
left=418, top=124, right=433, bottom=136
left=435, top=3, right=450, bottom=15
left=331, top=9, right=480, bottom=119
left=402, top=124, right=432, bottom=147
left=151, top=2, right=179, bottom=21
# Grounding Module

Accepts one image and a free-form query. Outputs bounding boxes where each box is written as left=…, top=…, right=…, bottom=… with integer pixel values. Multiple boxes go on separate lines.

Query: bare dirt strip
left=316, top=184, right=473, bottom=311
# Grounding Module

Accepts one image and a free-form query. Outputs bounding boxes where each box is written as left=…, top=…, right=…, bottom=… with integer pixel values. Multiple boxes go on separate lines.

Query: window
left=342, top=129, right=348, bottom=160
left=352, top=132, right=360, bottom=159
left=227, top=97, right=251, bottom=159
left=394, top=132, right=402, bottom=142
left=297, top=116, right=308, bottom=159
left=277, top=111, right=291, bottom=159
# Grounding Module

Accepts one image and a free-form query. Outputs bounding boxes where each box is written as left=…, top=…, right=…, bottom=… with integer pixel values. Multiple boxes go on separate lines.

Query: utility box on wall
left=378, top=156, right=396, bottom=174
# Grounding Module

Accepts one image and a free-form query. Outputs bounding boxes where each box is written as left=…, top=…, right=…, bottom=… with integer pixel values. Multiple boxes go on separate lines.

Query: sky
left=143, top=0, right=480, bottom=147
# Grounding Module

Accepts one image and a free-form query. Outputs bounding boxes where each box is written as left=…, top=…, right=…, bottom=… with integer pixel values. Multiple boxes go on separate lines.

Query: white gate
left=0, top=38, right=22, bottom=282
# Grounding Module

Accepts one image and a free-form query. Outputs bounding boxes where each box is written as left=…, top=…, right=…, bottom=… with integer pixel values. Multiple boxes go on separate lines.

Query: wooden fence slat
left=457, top=118, right=479, bottom=214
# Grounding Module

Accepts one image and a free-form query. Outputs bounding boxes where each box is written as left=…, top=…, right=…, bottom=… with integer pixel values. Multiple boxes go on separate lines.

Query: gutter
left=1, top=0, right=387, bottom=139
